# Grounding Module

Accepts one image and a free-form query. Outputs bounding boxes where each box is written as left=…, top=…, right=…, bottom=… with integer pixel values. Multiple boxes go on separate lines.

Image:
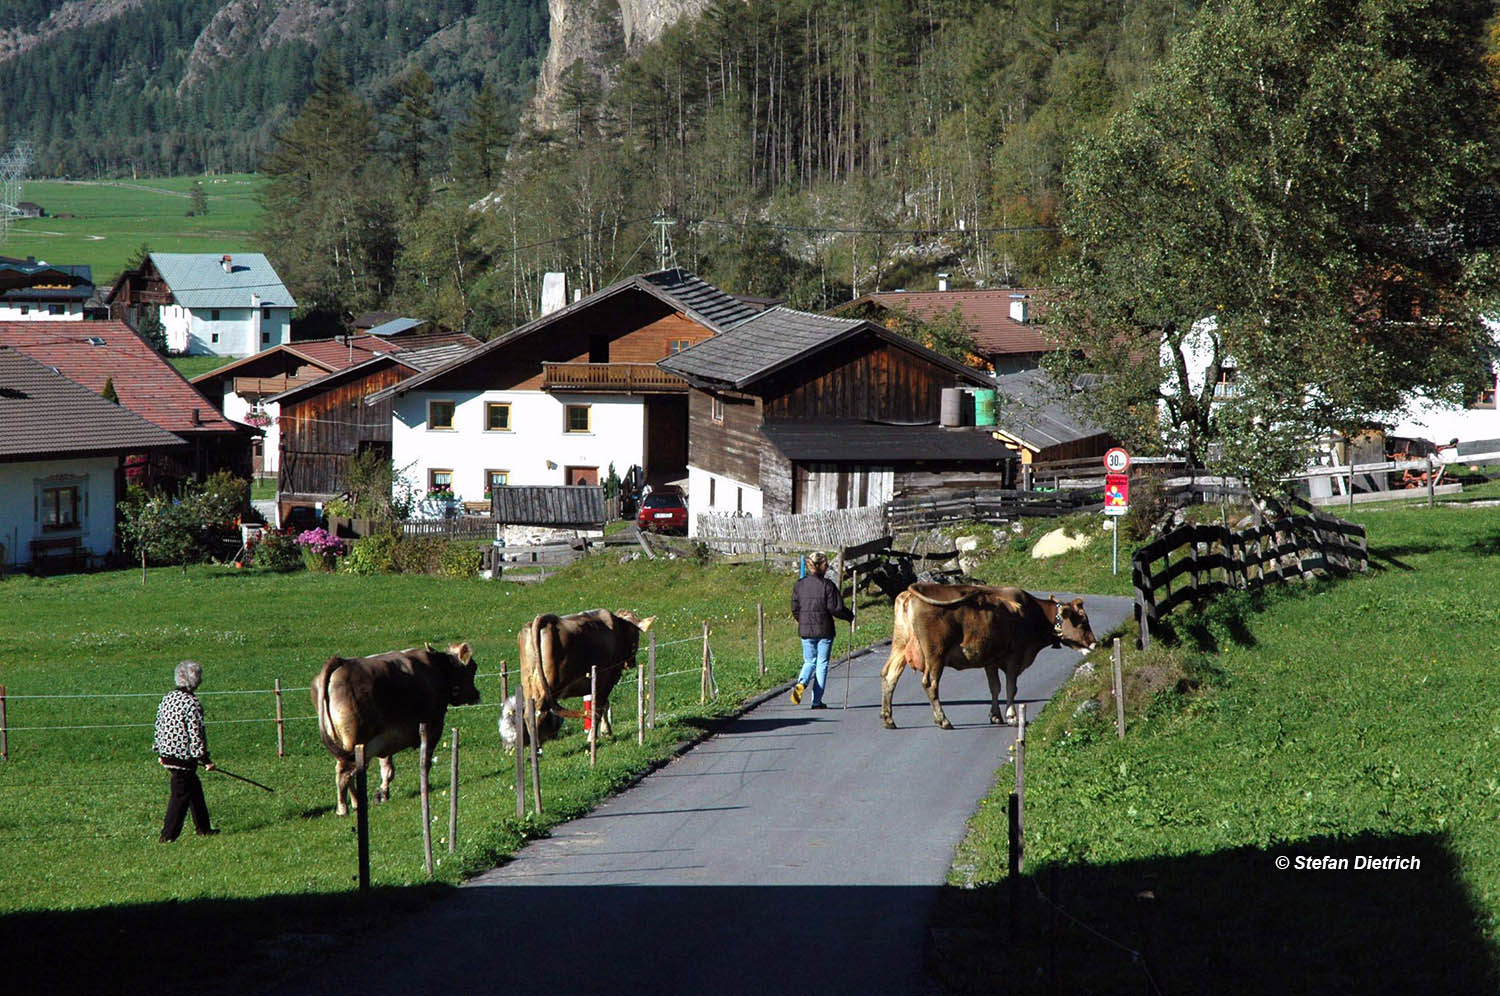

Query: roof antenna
left=653, top=213, right=677, bottom=271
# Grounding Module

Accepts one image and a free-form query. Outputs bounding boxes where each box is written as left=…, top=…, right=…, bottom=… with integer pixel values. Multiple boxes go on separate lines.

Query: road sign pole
left=1113, top=520, right=1118, bottom=576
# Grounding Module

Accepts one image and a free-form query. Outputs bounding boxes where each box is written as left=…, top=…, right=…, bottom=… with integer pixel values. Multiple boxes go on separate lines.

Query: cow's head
left=445, top=642, right=481, bottom=706
left=615, top=611, right=657, bottom=655
left=1049, top=598, right=1098, bottom=653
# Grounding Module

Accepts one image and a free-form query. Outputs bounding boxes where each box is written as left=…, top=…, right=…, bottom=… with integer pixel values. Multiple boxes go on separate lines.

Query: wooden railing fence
left=885, top=489, right=1101, bottom=529
left=1132, top=505, right=1367, bottom=647
left=696, top=505, right=888, bottom=553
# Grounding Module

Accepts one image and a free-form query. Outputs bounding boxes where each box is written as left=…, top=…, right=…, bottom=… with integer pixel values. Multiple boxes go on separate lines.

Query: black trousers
left=161, top=766, right=211, bottom=841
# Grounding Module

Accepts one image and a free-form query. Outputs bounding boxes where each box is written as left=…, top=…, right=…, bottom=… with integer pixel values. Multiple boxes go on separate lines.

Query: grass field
left=2, top=175, right=264, bottom=285
left=937, top=486, right=1500, bottom=993
left=0, top=552, right=891, bottom=993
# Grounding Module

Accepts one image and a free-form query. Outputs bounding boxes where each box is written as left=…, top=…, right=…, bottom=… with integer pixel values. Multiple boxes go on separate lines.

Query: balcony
left=233, top=374, right=319, bottom=399
left=541, top=362, right=687, bottom=394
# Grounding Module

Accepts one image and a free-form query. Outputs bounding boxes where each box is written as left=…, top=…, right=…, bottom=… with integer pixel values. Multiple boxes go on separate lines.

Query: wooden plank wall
left=688, top=388, right=763, bottom=484
left=760, top=439, right=794, bottom=515
left=278, top=368, right=403, bottom=497
left=762, top=336, right=962, bottom=422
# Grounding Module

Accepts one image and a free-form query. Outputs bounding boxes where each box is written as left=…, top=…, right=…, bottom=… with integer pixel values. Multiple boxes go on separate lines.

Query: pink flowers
left=294, top=528, right=347, bottom=557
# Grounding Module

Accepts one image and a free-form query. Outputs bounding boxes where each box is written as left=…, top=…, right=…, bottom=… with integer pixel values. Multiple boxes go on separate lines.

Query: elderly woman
left=153, top=660, right=218, bottom=842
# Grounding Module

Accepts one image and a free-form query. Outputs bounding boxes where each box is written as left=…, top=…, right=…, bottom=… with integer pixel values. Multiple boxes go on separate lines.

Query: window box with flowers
left=295, top=527, right=348, bottom=571
left=243, top=412, right=273, bottom=428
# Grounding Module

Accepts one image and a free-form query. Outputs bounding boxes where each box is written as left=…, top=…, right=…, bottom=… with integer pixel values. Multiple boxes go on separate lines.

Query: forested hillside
left=0, top=0, right=547, bottom=177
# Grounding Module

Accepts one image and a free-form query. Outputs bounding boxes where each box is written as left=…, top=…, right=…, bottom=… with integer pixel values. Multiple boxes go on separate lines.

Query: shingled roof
left=658, top=306, right=993, bottom=390
left=838, top=288, right=1051, bottom=357
left=760, top=419, right=1016, bottom=462
left=0, top=322, right=237, bottom=436
left=991, top=369, right=1108, bottom=450
left=0, top=347, right=184, bottom=460
left=369, top=269, right=758, bottom=400
left=146, top=253, right=297, bottom=310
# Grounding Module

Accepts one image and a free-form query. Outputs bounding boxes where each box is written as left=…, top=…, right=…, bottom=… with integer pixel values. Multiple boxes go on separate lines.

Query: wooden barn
left=989, top=369, right=1116, bottom=486
left=658, top=307, right=1013, bottom=527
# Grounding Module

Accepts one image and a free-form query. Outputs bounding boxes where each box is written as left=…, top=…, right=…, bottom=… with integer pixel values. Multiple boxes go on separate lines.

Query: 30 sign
left=1104, top=447, right=1131, bottom=473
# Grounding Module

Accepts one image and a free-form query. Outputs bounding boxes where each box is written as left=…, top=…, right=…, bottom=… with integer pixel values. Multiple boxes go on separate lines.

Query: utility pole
left=653, top=213, right=677, bottom=271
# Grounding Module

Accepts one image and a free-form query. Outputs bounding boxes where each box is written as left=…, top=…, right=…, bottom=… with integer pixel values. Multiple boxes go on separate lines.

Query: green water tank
left=973, top=388, right=997, bottom=426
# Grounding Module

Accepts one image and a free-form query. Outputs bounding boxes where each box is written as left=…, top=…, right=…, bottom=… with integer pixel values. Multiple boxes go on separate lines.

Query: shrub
left=392, top=536, right=445, bottom=574
left=255, top=529, right=303, bottom=572
left=343, top=532, right=398, bottom=575
left=439, top=542, right=483, bottom=579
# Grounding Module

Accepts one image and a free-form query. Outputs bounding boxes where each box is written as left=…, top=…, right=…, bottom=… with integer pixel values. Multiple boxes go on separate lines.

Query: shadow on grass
left=1156, top=589, right=1264, bottom=654
left=930, top=831, right=1498, bottom=995
left=1366, top=542, right=1445, bottom=571
left=1463, top=533, right=1500, bottom=557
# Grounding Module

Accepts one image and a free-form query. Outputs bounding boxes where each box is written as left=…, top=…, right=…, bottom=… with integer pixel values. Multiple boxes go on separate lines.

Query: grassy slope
left=939, top=489, right=1500, bottom=993
left=4, top=175, right=263, bottom=286
left=0, top=553, right=889, bottom=993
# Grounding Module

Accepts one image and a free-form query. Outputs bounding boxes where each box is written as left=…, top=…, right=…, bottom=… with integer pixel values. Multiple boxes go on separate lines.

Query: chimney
left=220, top=254, right=233, bottom=274
left=541, top=272, right=567, bottom=316
left=573, top=288, right=582, bottom=303
left=1009, top=293, right=1028, bottom=323
left=251, top=293, right=262, bottom=349
left=937, top=272, right=951, bottom=292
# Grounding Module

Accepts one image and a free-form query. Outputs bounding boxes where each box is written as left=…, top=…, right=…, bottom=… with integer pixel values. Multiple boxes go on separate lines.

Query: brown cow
left=880, top=584, right=1097, bottom=730
left=502, top=609, right=655, bottom=749
left=312, top=642, right=480, bottom=816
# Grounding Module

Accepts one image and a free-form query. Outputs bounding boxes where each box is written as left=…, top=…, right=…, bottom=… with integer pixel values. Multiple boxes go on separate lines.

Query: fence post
left=1113, top=638, right=1125, bottom=739
left=448, top=728, right=459, bottom=854
left=273, top=678, right=285, bottom=758
left=500, top=662, right=509, bottom=704
left=589, top=666, right=598, bottom=768
left=648, top=630, right=657, bottom=729
left=637, top=648, right=645, bottom=745
left=1428, top=456, right=1435, bottom=508
left=526, top=698, right=543, bottom=816
left=354, top=744, right=370, bottom=891
left=419, top=723, right=434, bottom=878
left=514, top=700, right=525, bottom=819
left=757, top=603, right=765, bottom=677
left=1, top=683, right=7, bottom=761
left=701, top=621, right=710, bottom=704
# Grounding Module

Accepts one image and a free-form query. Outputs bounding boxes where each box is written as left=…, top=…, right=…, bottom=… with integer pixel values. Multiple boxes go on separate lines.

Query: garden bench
left=30, top=535, right=83, bottom=575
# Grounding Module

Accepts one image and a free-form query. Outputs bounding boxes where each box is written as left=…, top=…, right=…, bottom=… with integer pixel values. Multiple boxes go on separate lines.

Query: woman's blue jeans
left=797, top=637, right=833, bottom=705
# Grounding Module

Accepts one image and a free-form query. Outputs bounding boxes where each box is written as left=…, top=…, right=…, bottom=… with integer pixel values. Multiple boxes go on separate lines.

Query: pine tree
left=452, top=83, right=510, bottom=194
left=101, top=376, right=119, bottom=404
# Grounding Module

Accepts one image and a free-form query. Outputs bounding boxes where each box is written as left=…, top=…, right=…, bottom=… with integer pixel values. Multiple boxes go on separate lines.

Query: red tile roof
left=845, top=288, right=1053, bottom=356
left=0, top=321, right=237, bottom=436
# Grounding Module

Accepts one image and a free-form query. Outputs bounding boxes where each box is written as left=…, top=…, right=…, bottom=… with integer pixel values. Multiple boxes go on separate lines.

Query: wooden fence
left=695, top=504, right=888, bottom=553
left=399, top=516, right=497, bottom=541
left=885, top=489, right=1101, bottom=530
left=1131, top=505, right=1367, bottom=647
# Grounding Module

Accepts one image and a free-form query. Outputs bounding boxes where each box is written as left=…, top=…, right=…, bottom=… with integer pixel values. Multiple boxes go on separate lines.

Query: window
left=485, top=402, right=512, bottom=431
left=667, top=339, right=692, bottom=355
left=428, top=469, right=453, bottom=495
left=48, top=304, right=63, bottom=316
left=210, top=309, right=221, bottom=321
left=41, top=485, right=80, bottom=531
left=18, top=305, right=28, bottom=315
left=427, top=400, right=456, bottom=430
left=485, top=470, right=509, bottom=493
left=709, top=478, right=716, bottom=506
left=737, top=487, right=743, bottom=513
left=211, top=332, right=220, bottom=344
left=262, top=307, right=271, bottom=321
left=711, top=395, right=724, bottom=423
left=1212, top=366, right=1240, bottom=399
left=261, top=331, right=271, bottom=345
left=1472, top=366, right=1497, bottom=410
left=565, top=404, right=591, bottom=433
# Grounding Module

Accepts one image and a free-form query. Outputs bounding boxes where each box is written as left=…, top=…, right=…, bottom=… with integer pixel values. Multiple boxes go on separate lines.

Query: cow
left=500, top=609, right=655, bottom=750
left=880, top=584, right=1097, bottom=730
left=312, top=642, right=481, bottom=816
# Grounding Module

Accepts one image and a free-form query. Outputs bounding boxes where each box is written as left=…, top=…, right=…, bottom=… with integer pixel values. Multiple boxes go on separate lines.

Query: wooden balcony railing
left=541, top=362, right=687, bottom=393
left=233, top=374, right=318, bottom=398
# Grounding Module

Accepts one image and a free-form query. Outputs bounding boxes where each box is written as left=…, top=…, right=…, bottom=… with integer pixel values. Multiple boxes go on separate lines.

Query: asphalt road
left=273, top=592, right=1134, bottom=996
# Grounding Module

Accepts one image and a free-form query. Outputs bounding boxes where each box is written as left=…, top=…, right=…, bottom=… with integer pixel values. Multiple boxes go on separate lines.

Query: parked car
left=637, top=488, right=688, bottom=534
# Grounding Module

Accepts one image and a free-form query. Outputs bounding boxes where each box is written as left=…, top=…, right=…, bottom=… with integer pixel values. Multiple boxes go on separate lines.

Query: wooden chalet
left=659, top=307, right=1014, bottom=523
left=990, top=369, right=1116, bottom=485
left=836, top=287, right=1052, bottom=373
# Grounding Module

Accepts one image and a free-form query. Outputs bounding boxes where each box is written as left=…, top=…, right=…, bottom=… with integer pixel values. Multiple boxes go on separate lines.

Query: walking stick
left=209, top=766, right=275, bottom=792
left=843, top=619, right=852, bottom=710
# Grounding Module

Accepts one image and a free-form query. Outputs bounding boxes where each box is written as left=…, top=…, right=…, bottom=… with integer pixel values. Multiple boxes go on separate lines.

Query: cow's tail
left=907, top=584, right=982, bottom=609
left=313, top=656, right=355, bottom=765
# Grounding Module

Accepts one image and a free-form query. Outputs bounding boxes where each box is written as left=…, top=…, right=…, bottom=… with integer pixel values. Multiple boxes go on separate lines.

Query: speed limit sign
left=1104, top=447, right=1131, bottom=473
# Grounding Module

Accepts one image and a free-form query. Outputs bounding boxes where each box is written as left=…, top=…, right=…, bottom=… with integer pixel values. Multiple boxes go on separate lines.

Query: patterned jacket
left=154, top=689, right=210, bottom=769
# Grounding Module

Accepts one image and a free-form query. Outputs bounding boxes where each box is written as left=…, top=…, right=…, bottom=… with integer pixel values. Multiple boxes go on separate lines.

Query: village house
left=0, top=255, right=93, bottom=320
left=106, top=252, right=295, bottom=357
left=0, top=320, right=246, bottom=481
left=366, top=269, right=767, bottom=510
left=836, top=283, right=1052, bottom=374
left=0, top=346, right=183, bottom=573
left=658, top=306, right=1013, bottom=531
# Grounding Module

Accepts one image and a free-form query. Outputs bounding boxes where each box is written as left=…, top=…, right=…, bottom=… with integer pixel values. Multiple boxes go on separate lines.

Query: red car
left=637, top=490, right=688, bottom=534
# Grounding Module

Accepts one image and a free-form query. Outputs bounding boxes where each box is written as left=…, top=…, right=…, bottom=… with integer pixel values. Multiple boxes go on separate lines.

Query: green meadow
left=3, top=175, right=264, bottom=285
left=940, top=487, right=1500, bottom=992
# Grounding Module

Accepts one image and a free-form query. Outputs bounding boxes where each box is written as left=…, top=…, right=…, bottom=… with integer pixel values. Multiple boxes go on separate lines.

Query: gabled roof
left=146, top=253, right=297, bottom=310
left=0, top=255, right=92, bottom=301
left=991, top=369, right=1108, bottom=451
left=837, top=288, right=1051, bottom=356
left=368, top=268, right=757, bottom=401
left=658, top=306, right=994, bottom=391
left=366, top=317, right=427, bottom=337
left=0, top=347, right=184, bottom=460
left=193, top=331, right=481, bottom=392
left=760, top=419, right=1016, bottom=462
left=264, top=352, right=422, bottom=405
left=0, top=321, right=237, bottom=436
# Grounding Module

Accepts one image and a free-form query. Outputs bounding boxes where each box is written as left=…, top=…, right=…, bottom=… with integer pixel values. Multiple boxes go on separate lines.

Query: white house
left=0, top=347, right=184, bottom=570
left=0, top=256, right=92, bottom=320
left=106, top=252, right=296, bottom=357
left=369, top=269, right=767, bottom=517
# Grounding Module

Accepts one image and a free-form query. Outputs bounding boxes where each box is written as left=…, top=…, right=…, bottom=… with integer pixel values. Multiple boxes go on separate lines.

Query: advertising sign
left=1104, top=473, right=1130, bottom=516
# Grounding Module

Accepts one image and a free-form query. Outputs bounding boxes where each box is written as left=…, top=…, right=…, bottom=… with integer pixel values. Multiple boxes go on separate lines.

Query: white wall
left=221, top=392, right=281, bottom=474
left=0, top=303, right=84, bottom=320
left=0, top=457, right=117, bottom=567
left=686, top=464, right=760, bottom=537
left=391, top=389, right=645, bottom=508
left=161, top=304, right=292, bottom=356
